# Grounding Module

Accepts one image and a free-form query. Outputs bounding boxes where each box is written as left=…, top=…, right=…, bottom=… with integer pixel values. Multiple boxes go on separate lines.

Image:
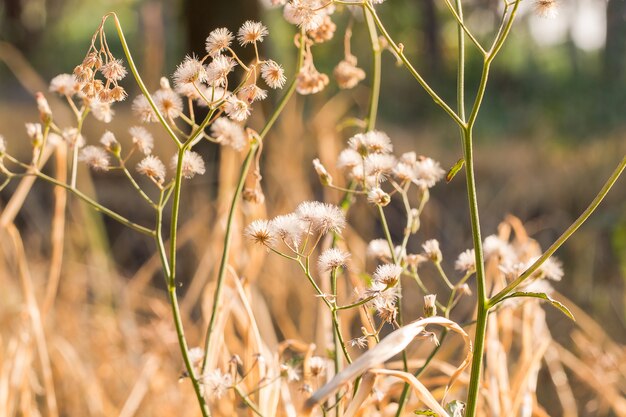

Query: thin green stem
left=234, top=386, right=264, bottom=417
left=363, top=8, right=381, bottom=131
left=442, top=0, right=486, bottom=56
left=107, top=13, right=181, bottom=147
left=489, top=154, right=626, bottom=308
left=201, top=32, right=306, bottom=375
left=363, top=3, right=465, bottom=128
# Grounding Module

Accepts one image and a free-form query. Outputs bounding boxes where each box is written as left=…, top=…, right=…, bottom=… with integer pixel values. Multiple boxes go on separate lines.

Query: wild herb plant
left=1, top=0, right=625, bottom=416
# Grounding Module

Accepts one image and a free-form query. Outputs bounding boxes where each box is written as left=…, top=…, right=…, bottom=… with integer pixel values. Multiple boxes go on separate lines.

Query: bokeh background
left=1, top=0, right=625, bottom=415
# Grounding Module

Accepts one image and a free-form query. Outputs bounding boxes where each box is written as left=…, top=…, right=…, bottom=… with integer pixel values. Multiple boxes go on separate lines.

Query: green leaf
left=446, top=158, right=465, bottom=183
left=500, top=292, right=575, bottom=321
left=414, top=410, right=437, bottom=416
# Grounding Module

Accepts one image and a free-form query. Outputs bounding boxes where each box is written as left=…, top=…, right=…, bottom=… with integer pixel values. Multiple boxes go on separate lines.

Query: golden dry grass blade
left=4, top=224, right=58, bottom=417
left=42, top=142, right=68, bottom=314
left=344, top=371, right=376, bottom=417
left=118, top=355, right=160, bottom=417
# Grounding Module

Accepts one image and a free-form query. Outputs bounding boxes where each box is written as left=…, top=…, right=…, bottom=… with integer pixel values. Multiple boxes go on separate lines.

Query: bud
left=25, top=123, right=43, bottom=148
left=312, top=158, right=333, bottom=186
left=367, top=187, right=390, bottom=206
left=160, top=76, right=171, bottom=90
left=424, top=294, right=437, bottom=317
left=36, top=92, right=53, bottom=124
left=410, top=208, right=420, bottom=233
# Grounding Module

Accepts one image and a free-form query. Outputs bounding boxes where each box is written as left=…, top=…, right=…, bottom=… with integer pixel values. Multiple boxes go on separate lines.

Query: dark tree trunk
left=604, top=0, right=626, bottom=82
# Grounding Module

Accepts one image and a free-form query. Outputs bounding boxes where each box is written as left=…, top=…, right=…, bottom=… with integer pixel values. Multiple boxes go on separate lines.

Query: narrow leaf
left=500, top=292, right=575, bottom=321
left=446, top=158, right=465, bottom=183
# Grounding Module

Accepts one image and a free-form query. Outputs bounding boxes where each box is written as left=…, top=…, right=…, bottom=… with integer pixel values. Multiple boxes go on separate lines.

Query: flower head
left=414, top=156, right=445, bottom=189
left=207, top=55, right=236, bottom=85
left=90, top=101, right=115, bottom=123
left=202, top=369, right=232, bottom=399
left=535, top=0, right=558, bottom=18
left=154, top=89, right=183, bottom=120
left=49, top=74, right=81, bottom=96
left=171, top=150, right=206, bottom=179
left=99, top=131, right=119, bottom=153
left=455, top=249, right=476, bottom=273
left=245, top=219, right=276, bottom=246
left=270, top=213, right=306, bottom=249
left=261, top=60, right=286, bottom=89
left=422, top=239, right=442, bottom=263
left=137, top=155, right=166, bottom=184
left=129, top=126, right=154, bottom=155
left=100, top=59, right=127, bottom=81
left=373, top=263, right=403, bottom=287
left=132, top=95, right=157, bottom=123
left=224, top=96, right=251, bottom=121
left=173, top=55, right=208, bottom=88
left=79, top=146, right=110, bottom=171
left=237, top=21, right=268, bottom=45
left=205, top=28, right=233, bottom=56
left=295, top=201, right=345, bottom=234
left=348, top=131, right=392, bottom=155
left=318, top=248, right=350, bottom=272
left=211, top=117, right=247, bottom=150
left=333, top=56, right=366, bottom=89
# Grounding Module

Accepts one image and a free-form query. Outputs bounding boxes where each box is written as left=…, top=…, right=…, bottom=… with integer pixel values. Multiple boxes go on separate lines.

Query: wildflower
left=132, top=95, right=157, bottom=123
left=99, top=131, right=120, bottom=154
left=295, top=201, right=346, bottom=234
left=172, top=150, right=206, bottom=179
left=348, top=337, right=368, bottom=349
left=393, top=161, right=416, bottom=183
left=237, top=84, right=267, bottom=103
left=129, top=126, right=154, bottom=155
left=136, top=155, right=166, bottom=184
left=237, top=20, right=268, bottom=45
left=333, top=56, right=366, bottom=89
left=205, top=28, right=234, bottom=56
left=245, top=219, right=276, bottom=246
left=307, top=15, right=336, bottom=44
left=414, top=156, right=445, bottom=189
left=90, top=101, right=115, bottom=123
left=188, top=347, right=205, bottom=367
left=261, top=60, right=286, bottom=89
left=211, top=117, right=247, bottom=150
left=455, top=249, right=476, bottom=273
left=365, top=153, right=396, bottom=177
left=312, top=158, right=332, bottom=185
left=296, top=66, right=329, bottom=95
left=202, top=369, right=232, bottom=399
left=423, top=294, right=437, bottom=317
left=283, top=0, right=326, bottom=31
left=367, top=187, right=390, bottom=206
left=79, top=146, right=110, bottom=171
left=154, top=89, right=183, bottom=120
left=49, top=74, right=81, bottom=96
left=422, top=239, right=442, bottom=263
left=318, top=248, right=350, bottom=272
left=206, top=55, right=236, bottom=85
left=36, top=93, right=52, bottom=122
left=337, top=148, right=361, bottom=170
left=367, top=239, right=392, bottom=261
left=173, top=55, right=208, bottom=88
left=535, top=0, right=558, bottom=18
left=308, top=356, right=327, bottom=377
left=224, top=96, right=251, bottom=121
left=270, top=213, right=306, bottom=249
left=348, top=131, right=392, bottom=155
left=100, top=59, right=127, bottom=81
left=373, top=263, right=402, bottom=287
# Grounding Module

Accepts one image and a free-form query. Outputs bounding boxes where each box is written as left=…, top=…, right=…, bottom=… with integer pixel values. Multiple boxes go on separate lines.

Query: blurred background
left=1, top=0, right=625, bottom=415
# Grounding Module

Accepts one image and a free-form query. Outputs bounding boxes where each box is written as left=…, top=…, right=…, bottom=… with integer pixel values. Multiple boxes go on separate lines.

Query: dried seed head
left=373, top=263, right=403, bottom=287
left=211, top=117, right=247, bottom=150
left=100, top=59, right=127, bottom=81
left=367, top=187, right=390, bottom=206
left=318, top=248, right=350, bottom=272
left=295, top=201, right=346, bottom=234
left=535, top=0, right=558, bottom=18
left=245, top=219, right=276, bottom=246
left=296, top=67, right=329, bottom=95
left=79, top=146, right=110, bottom=171
left=422, top=239, right=442, bottom=263
left=205, top=28, right=234, bottom=56
left=129, top=126, right=154, bottom=155
left=237, top=20, right=268, bottom=45
left=173, top=55, right=208, bottom=88
left=455, top=249, right=476, bottom=273
left=224, top=96, right=251, bottom=122
left=333, top=56, right=366, bottom=89
left=136, top=155, right=166, bottom=184
left=307, top=15, right=336, bottom=44
left=261, top=60, right=287, bottom=89
left=172, top=150, right=206, bottom=179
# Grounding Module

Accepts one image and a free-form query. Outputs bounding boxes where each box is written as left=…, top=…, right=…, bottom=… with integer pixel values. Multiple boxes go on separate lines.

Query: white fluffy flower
left=237, top=21, right=268, bottom=45
left=205, top=28, right=233, bottom=56
left=318, top=248, right=350, bottom=272
left=171, top=150, right=206, bottom=179
left=79, top=146, right=110, bottom=171
left=261, top=60, right=286, bottom=89
left=295, top=201, right=346, bottom=234
left=129, top=126, right=154, bottom=155
left=455, top=249, right=476, bottom=273
left=137, top=155, right=166, bottom=184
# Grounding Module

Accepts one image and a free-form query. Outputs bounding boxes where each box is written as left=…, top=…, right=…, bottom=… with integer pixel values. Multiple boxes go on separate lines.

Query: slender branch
left=489, top=154, right=626, bottom=308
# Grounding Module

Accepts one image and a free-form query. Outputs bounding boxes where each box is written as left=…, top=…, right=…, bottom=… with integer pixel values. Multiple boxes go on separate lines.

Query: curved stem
left=363, top=8, right=381, bottom=131
left=489, top=154, right=626, bottom=308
